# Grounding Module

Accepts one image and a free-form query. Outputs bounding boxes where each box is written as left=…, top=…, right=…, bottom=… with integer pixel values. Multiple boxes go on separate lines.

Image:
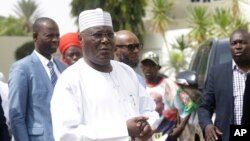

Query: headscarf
left=59, top=32, right=81, bottom=55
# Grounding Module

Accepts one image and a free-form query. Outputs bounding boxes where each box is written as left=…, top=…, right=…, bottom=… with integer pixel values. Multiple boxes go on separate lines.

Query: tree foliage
left=0, top=16, right=28, bottom=36
left=187, top=5, right=248, bottom=47
left=167, top=35, right=191, bottom=73
left=150, top=0, right=173, bottom=33
left=70, top=0, right=147, bottom=40
left=14, top=0, right=39, bottom=33
left=150, top=0, right=174, bottom=54
left=168, top=50, right=186, bottom=73
left=172, top=35, right=190, bottom=51
left=211, top=8, right=248, bottom=37
left=187, top=6, right=211, bottom=45
left=211, top=8, right=232, bottom=37
left=0, top=0, right=39, bottom=36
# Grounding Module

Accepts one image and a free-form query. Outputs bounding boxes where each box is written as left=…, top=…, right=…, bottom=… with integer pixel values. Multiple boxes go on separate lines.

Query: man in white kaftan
left=51, top=59, right=158, bottom=141
left=50, top=8, right=158, bottom=141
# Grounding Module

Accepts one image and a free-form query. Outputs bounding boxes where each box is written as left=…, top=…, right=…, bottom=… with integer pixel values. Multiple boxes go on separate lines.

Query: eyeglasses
left=84, top=32, right=114, bottom=39
left=116, top=43, right=143, bottom=51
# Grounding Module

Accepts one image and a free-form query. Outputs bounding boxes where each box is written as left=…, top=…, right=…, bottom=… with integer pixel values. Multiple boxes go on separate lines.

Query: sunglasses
left=116, top=43, right=143, bottom=51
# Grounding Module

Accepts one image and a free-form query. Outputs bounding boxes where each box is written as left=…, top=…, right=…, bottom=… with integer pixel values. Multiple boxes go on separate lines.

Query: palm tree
left=168, top=35, right=191, bottom=73
left=14, top=0, right=39, bottom=33
left=0, top=16, right=28, bottom=36
left=230, top=18, right=248, bottom=31
left=167, top=50, right=186, bottom=74
left=187, top=6, right=211, bottom=45
left=211, top=8, right=232, bottom=38
left=211, top=8, right=248, bottom=38
left=150, top=0, right=173, bottom=54
left=172, top=35, right=190, bottom=51
left=70, top=0, right=147, bottom=40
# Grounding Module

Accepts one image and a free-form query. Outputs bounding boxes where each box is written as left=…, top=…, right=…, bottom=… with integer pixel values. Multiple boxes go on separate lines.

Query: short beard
left=120, top=55, right=138, bottom=68
left=234, top=55, right=250, bottom=68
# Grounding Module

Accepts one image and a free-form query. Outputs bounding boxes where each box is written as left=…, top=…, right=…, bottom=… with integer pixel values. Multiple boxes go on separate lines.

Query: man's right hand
left=127, top=116, right=149, bottom=138
left=205, top=124, right=223, bottom=141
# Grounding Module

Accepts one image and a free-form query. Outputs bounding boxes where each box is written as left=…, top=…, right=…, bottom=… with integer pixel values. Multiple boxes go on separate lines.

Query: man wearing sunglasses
left=114, top=30, right=145, bottom=86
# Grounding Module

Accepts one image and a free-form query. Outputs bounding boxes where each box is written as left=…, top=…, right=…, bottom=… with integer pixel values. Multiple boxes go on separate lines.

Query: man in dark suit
left=198, top=29, right=250, bottom=141
left=8, top=17, right=67, bottom=141
left=0, top=96, right=10, bottom=141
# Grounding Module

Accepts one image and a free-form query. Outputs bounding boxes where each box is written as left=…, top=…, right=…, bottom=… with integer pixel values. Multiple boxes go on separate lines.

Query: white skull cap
left=78, top=8, right=113, bottom=32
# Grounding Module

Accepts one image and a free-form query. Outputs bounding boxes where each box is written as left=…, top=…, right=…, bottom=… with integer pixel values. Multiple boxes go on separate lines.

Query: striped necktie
left=47, top=61, right=58, bottom=86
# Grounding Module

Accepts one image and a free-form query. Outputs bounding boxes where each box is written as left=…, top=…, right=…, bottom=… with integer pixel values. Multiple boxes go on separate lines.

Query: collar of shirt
left=33, top=50, right=61, bottom=79
left=232, top=60, right=236, bottom=70
left=34, top=50, right=54, bottom=65
left=232, top=60, right=250, bottom=76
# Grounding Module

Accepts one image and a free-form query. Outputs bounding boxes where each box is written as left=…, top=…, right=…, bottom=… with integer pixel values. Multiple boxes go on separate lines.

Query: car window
left=190, top=41, right=212, bottom=88
left=188, top=39, right=231, bottom=90
left=213, top=39, right=231, bottom=66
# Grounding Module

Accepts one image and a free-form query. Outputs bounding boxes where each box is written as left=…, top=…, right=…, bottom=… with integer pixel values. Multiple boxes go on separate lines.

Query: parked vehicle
left=176, top=38, right=231, bottom=141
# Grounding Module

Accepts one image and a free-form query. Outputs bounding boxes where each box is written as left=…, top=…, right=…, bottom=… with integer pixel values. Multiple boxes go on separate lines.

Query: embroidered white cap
left=78, top=8, right=113, bottom=32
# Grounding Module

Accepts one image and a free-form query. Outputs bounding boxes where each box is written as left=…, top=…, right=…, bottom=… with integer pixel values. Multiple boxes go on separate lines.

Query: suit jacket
left=8, top=52, right=67, bottom=141
left=198, top=61, right=234, bottom=141
left=0, top=96, right=10, bottom=141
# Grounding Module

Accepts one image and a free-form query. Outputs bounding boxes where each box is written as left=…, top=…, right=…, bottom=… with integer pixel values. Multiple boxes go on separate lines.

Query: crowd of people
left=0, top=7, right=249, bottom=141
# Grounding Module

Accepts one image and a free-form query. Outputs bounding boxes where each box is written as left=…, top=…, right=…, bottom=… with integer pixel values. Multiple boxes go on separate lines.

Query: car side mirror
left=176, top=71, right=201, bottom=105
left=176, top=71, right=198, bottom=88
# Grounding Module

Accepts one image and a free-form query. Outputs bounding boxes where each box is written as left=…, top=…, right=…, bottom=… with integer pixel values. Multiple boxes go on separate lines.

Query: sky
left=0, top=0, right=78, bottom=36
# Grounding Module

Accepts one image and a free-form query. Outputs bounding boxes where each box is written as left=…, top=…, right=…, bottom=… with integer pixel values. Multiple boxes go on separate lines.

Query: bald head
left=230, top=29, right=250, bottom=42
left=115, top=30, right=139, bottom=45
left=33, top=17, right=58, bottom=33
left=114, top=30, right=141, bottom=68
